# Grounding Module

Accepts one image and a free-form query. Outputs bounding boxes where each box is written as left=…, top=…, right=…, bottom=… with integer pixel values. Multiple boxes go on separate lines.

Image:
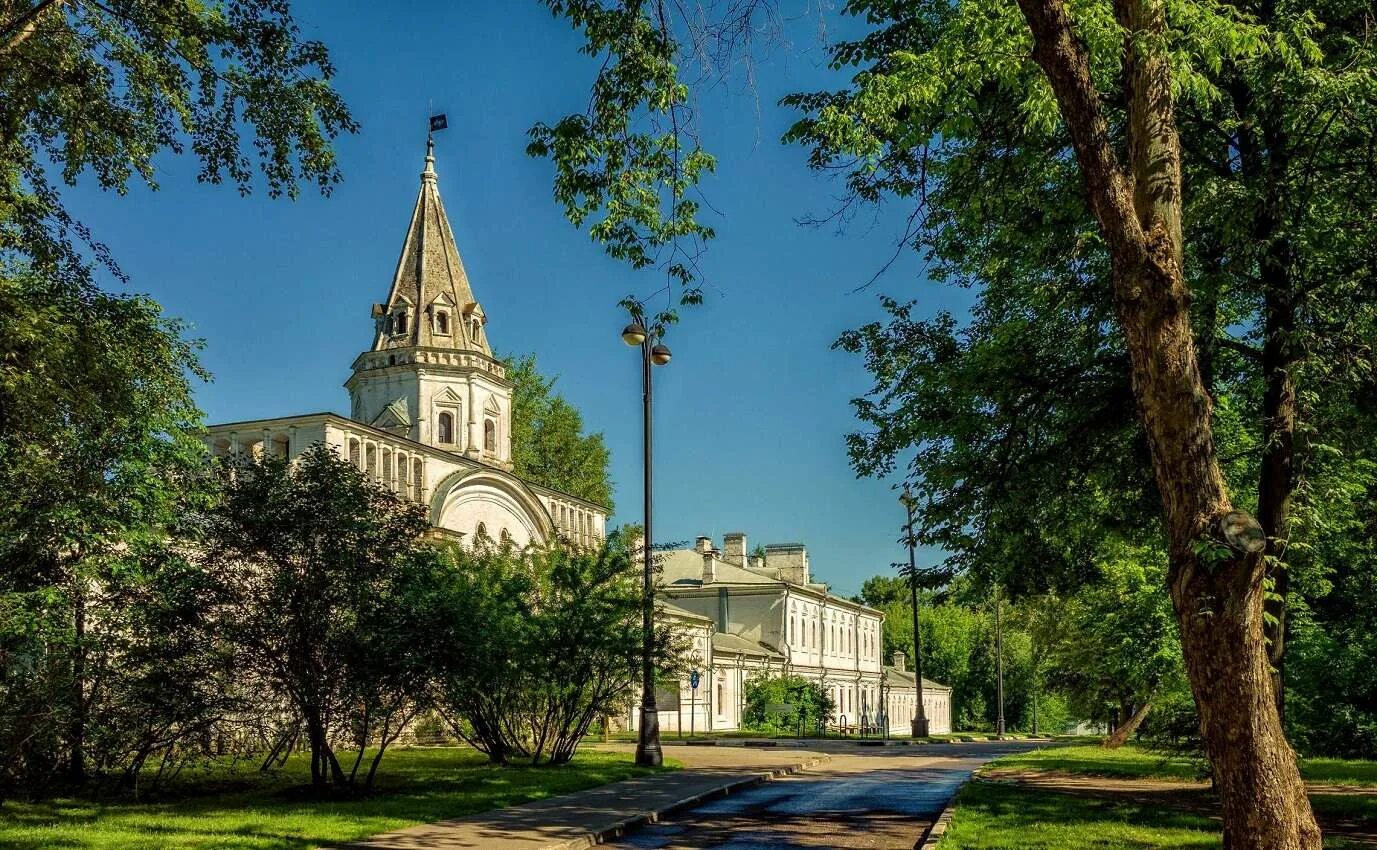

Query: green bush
left=741, top=675, right=835, bottom=735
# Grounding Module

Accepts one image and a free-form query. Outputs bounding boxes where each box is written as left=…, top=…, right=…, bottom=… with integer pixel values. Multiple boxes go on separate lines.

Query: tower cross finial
left=423, top=135, right=436, bottom=181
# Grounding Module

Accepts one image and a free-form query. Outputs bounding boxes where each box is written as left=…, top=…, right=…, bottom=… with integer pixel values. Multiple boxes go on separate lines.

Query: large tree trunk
left=1014, top=0, right=1320, bottom=846
left=1102, top=701, right=1151, bottom=749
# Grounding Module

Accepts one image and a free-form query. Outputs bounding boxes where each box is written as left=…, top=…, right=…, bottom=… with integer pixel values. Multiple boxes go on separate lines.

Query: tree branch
left=1013, top=0, right=1144, bottom=264
left=0, top=0, right=65, bottom=54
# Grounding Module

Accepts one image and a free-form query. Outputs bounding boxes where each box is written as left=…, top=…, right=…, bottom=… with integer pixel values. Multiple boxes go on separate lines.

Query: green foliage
left=1032, top=549, right=1186, bottom=727
left=855, top=575, right=910, bottom=608
left=0, top=0, right=355, bottom=286
left=530, top=0, right=718, bottom=326
left=205, top=446, right=434, bottom=790
left=741, top=674, right=835, bottom=735
left=786, top=0, right=1376, bottom=764
left=505, top=353, right=614, bottom=510
left=0, top=264, right=216, bottom=795
left=430, top=530, right=658, bottom=765
left=0, top=266, right=208, bottom=584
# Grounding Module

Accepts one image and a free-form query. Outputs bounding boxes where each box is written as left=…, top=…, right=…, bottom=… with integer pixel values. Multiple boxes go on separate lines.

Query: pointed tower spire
left=371, top=138, right=490, bottom=355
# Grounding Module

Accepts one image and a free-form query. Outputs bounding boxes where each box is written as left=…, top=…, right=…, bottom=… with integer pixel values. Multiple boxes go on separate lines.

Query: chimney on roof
left=723, top=532, right=747, bottom=567
left=764, top=544, right=809, bottom=585
left=695, top=535, right=713, bottom=555
left=701, top=551, right=716, bottom=585
left=892, top=650, right=907, bottom=672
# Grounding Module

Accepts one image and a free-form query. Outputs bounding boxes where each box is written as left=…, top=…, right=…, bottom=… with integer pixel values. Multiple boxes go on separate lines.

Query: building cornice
left=205, top=411, right=608, bottom=512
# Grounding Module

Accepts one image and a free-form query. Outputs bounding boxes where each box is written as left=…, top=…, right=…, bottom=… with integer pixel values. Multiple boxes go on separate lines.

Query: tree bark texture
left=1013, top=0, right=1320, bottom=846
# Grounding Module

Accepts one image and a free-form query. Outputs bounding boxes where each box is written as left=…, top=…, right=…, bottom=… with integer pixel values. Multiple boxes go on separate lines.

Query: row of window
left=382, top=307, right=482, bottom=342
left=435, top=411, right=498, bottom=453
left=552, top=501, right=597, bottom=542
left=347, top=438, right=425, bottom=500
left=787, top=605, right=879, bottom=661
left=473, top=522, right=513, bottom=545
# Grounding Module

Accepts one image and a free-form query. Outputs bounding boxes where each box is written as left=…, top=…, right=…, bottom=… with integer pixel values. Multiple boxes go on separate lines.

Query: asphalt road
left=608, top=741, right=1044, bottom=850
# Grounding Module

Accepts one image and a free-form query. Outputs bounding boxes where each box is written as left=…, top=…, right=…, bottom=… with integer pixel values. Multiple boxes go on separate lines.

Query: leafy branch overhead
left=530, top=0, right=719, bottom=330
left=0, top=0, right=357, bottom=283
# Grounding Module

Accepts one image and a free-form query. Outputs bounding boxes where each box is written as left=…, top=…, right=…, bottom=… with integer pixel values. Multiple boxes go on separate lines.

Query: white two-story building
left=632, top=533, right=952, bottom=735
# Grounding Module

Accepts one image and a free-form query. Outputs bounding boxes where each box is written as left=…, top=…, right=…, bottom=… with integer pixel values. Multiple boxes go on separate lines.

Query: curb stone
left=916, top=768, right=981, bottom=849
left=542, top=754, right=830, bottom=850
left=917, top=799, right=958, bottom=849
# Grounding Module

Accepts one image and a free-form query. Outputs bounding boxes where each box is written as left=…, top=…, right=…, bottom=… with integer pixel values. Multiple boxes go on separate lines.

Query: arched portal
left=428, top=469, right=553, bottom=548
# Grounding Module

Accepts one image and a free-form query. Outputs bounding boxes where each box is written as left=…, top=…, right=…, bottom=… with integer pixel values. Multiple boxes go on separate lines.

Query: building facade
left=632, top=533, right=953, bottom=735
left=204, top=141, right=606, bottom=546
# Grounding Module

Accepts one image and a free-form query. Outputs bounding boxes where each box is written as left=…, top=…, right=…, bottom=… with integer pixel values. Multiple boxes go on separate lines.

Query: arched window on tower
left=437, top=411, right=454, bottom=444
left=484, top=419, right=496, bottom=453
left=395, top=311, right=408, bottom=335
left=435, top=311, right=449, bottom=334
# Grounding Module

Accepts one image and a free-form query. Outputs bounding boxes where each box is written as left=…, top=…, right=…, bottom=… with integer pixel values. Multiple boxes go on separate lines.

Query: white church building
left=204, top=141, right=607, bottom=547
left=203, top=142, right=952, bottom=737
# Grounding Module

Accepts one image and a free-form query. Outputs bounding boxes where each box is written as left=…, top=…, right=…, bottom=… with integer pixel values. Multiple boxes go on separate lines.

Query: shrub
left=742, top=675, right=835, bottom=735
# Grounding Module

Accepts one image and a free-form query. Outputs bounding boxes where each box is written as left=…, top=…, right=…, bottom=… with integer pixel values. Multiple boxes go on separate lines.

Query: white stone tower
left=345, top=139, right=513, bottom=470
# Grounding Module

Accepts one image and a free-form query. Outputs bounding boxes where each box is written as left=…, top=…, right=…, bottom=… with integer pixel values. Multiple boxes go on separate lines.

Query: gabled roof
left=375, top=139, right=489, bottom=355
left=883, top=665, right=951, bottom=692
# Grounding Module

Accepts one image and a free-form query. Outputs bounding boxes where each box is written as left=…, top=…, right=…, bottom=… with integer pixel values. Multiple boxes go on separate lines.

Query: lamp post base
left=635, top=705, right=663, bottom=767
left=911, top=716, right=929, bottom=738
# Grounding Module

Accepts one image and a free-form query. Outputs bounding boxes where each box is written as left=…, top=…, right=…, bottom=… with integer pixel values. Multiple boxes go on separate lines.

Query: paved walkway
left=337, top=745, right=828, bottom=850
left=605, top=741, right=1042, bottom=849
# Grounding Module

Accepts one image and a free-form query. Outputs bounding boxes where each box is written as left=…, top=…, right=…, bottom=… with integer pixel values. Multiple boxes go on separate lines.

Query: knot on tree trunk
left=1218, top=510, right=1266, bottom=554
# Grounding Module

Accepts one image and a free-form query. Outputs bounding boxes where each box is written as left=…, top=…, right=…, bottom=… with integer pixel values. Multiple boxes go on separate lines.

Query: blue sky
left=67, top=2, right=971, bottom=598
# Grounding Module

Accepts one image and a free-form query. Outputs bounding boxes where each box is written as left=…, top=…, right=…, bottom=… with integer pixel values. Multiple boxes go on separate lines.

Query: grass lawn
left=938, top=780, right=1366, bottom=849
left=938, top=745, right=1377, bottom=849
left=0, top=746, right=676, bottom=850
left=938, top=779, right=1223, bottom=849
left=994, top=744, right=1377, bottom=786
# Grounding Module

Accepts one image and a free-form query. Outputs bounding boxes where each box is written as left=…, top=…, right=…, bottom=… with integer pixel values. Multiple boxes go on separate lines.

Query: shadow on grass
left=941, top=780, right=1222, bottom=850
left=0, top=748, right=670, bottom=850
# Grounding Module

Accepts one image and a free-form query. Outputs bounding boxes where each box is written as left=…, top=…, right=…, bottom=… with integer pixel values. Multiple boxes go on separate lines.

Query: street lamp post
left=994, top=583, right=1006, bottom=737
left=901, top=488, right=930, bottom=739
left=622, top=315, right=672, bottom=768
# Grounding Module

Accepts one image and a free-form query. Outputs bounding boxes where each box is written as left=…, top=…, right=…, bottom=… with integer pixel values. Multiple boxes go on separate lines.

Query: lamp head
left=621, top=321, right=648, bottom=347
left=650, top=344, right=672, bottom=366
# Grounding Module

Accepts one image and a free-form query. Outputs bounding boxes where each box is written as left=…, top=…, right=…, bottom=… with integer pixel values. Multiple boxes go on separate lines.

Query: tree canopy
left=0, top=0, right=355, bottom=285
left=506, top=353, right=615, bottom=510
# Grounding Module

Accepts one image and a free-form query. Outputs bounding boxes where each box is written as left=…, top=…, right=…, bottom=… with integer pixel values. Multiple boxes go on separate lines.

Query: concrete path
left=605, top=740, right=1044, bottom=849
left=337, top=745, right=828, bottom=850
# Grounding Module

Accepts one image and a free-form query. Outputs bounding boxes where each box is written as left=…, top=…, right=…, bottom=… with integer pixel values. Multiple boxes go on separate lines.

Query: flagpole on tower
left=427, top=112, right=448, bottom=165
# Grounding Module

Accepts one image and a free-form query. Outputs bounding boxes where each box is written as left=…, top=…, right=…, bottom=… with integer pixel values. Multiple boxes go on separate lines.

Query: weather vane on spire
left=425, top=112, right=447, bottom=167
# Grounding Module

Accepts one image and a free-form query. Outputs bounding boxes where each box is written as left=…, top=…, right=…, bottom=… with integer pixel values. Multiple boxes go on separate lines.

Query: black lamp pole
left=902, top=488, right=929, bottom=738
left=623, top=314, right=671, bottom=768
left=995, top=582, right=1006, bottom=737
